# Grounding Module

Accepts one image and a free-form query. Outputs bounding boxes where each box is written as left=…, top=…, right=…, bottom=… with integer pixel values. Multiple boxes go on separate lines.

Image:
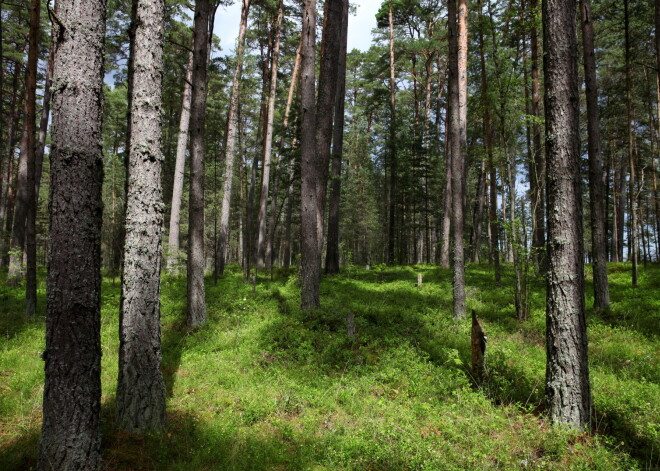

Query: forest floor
left=0, top=263, right=658, bottom=470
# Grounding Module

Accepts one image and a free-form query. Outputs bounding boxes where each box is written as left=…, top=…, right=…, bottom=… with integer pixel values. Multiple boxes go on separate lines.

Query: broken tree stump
left=471, top=310, right=487, bottom=385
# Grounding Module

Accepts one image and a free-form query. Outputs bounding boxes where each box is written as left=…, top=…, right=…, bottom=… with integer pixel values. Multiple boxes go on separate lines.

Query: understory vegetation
left=1, top=263, right=658, bottom=470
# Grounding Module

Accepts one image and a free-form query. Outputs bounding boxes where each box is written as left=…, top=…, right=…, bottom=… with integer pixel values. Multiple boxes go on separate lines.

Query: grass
left=0, top=263, right=658, bottom=470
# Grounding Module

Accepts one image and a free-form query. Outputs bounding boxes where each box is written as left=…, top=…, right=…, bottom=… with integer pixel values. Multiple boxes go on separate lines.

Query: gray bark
left=38, top=0, right=106, bottom=468
left=187, top=0, right=210, bottom=326
left=580, top=0, right=609, bottom=312
left=166, top=50, right=193, bottom=273
left=217, top=0, right=251, bottom=275
left=543, top=0, right=591, bottom=430
left=300, top=0, right=319, bottom=309
left=116, top=0, right=166, bottom=433
left=387, top=0, right=397, bottom=264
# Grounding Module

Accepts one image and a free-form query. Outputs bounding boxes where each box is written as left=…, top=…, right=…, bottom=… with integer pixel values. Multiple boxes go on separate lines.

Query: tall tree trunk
left=39, top=0, right=106, bottom=467
left=387, top=0, right=398, bottom=265
left=187, top=0, right=210, bottom=327
left=300, top=0, right=319, bottom=308
left=23, top=0, right=40, bottom=317
left=529, top=0, right=545, bottom=268
left=580, top=0, right=609, bottom=312
left=7, top=20, right=40, bottom=286
left=116, top=0, right=166, bottom=433
left=216, top=0, right=251, bottom=275
left=543, top=0, right=591, bottom=430
left=256, top=0, right=283, bottom=269
left=325, top=0, right=349, bottom=275
left=166, top=50, right=193, bottom=273
left=314, top=0, right=343, bottom=251
left=624, top=0, right=638, bottom=285
left=450, top=0, right=467, bottom=320
left=655, top=3, right=660, bottom=261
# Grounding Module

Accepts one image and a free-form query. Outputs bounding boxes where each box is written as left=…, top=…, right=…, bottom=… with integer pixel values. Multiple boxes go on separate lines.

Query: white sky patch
left=213, top=0, right=378, bottom=57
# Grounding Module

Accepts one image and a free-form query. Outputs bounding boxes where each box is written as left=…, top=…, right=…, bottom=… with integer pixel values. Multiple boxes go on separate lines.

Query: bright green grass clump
left=0, top=264, right=658, bottom=470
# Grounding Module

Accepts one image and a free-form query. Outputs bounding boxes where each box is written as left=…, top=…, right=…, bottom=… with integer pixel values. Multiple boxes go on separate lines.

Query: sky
left=212, top=1, right=380, bottom=57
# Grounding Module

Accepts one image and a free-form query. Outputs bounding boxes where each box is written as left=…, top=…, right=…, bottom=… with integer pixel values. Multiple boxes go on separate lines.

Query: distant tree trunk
left=38, top=0, right=105, bottom=467
left=624, top=0, right=638, bottom=285
left=217, top=0, right=251, bottom=276
left=450, top=0, right=467, bottom=320
left=21, top=0, right=40, bottom=318
left=35, top=35, right=55, bottom=201
left=387, top=0, right=398, bottom=265
left=0, top=63, right=22, bottom=254
left=166, top=50, right=193, bottom=273
left=478, top=2, right=498, bottom=281
left=116, top=0, right=166, bottom=433
left=300, top=0, right=319, bottom=308
left=529, top=0, right=545, bottom=268
left=440, top=144, right=452, bottom=268
left=580, top=0, right=609, bottom=312
left=543, top=0, right=591, bottom=430
left=325, top=0, right=349, bottom=275
left=7, top=11, right=40, bottom=287
left=256, top=0, right=283, bottom=269
left=187, top=0, right=210, bottom=327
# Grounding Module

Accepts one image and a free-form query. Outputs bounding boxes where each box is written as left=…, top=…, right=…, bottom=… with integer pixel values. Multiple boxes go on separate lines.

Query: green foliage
left=1, top=264, right=658, bottom=469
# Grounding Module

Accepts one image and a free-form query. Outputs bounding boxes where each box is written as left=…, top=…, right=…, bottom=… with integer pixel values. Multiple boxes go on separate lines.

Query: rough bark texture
left=116, top=0, right=166, bottom=433
left=217, top=0, right=251, bottom=276
left=24, top=0, right=40, bottom=316
left=449, top=0, right=466, bottom=320
left=166, top=51, right=193, bottom=273
left=256, top=0, right=282, bottom=269
left=543, top=0, right=591, bottom=430
left=38, top=0, right=106, bottom=468
left=324, top=0, right=349, bottom=275
left=300, top=0, right=318, bottom=309
left=187, top=0, right=210, bottom=326
left=580, top=0, right=609, bottom=312
left=471, top=311, right=487, bottom=385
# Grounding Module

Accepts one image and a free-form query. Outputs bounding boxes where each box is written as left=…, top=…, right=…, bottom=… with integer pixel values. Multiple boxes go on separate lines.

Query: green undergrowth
left=0, top=263, right=658, bottom=470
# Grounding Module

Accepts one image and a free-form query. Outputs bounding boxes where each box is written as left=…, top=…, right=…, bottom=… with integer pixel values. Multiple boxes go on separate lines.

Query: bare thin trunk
left=217, top=0, right=251, bottom=275
left=166, top=51, right=193, bottom=273
left=387, top=0, right=397, bottom=265
left=624, top=0, right=638, bottom=285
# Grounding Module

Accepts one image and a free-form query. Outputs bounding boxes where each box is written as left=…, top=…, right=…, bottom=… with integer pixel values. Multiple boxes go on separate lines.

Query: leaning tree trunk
left=543, top=0, right=591, bottom=430
left=324, top=0, right=349, bottom=275
left=187, top=0, right=210, bottom=327
left=116, top=0, right=166, bottom=433
left=216, top=0, right=251, bottom=276
left=300, top=0, right=319, bottom=309
left=38, top=0, right=106, bottom=468
left=166, top=50, right=193, bottom=273
left=256, top=0, right=283, bottom=270
left=580, top=0, right=609, bottom=312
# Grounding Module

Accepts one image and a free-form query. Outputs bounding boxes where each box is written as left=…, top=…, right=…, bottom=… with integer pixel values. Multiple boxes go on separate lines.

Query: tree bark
left=187, top=0, right=210, bottom=327
left=7, top=15, right=40, bottom=286
left=300, top=0, right=319, bottom=309
left=450, top=0, right=466, bottom=320
left=543, top=0, right=591, bottom=430
left=580, top=0, right=609, bottom=312
left=387, top=0, right=398, bottom=265
left=324, top=0, right=349, bottom=275
left=166, top=50, right=193, bottom=273
left=624, top=0, right=638, bottom=285
left=256, top=0, right=283, bottom=269
left=35, top=35, right=55, bottom=202
left=216, top=0, right=251, bottom=275
left=39, top=0, right=106, bottom=467
left=116, top=0, right=166, bottom=433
